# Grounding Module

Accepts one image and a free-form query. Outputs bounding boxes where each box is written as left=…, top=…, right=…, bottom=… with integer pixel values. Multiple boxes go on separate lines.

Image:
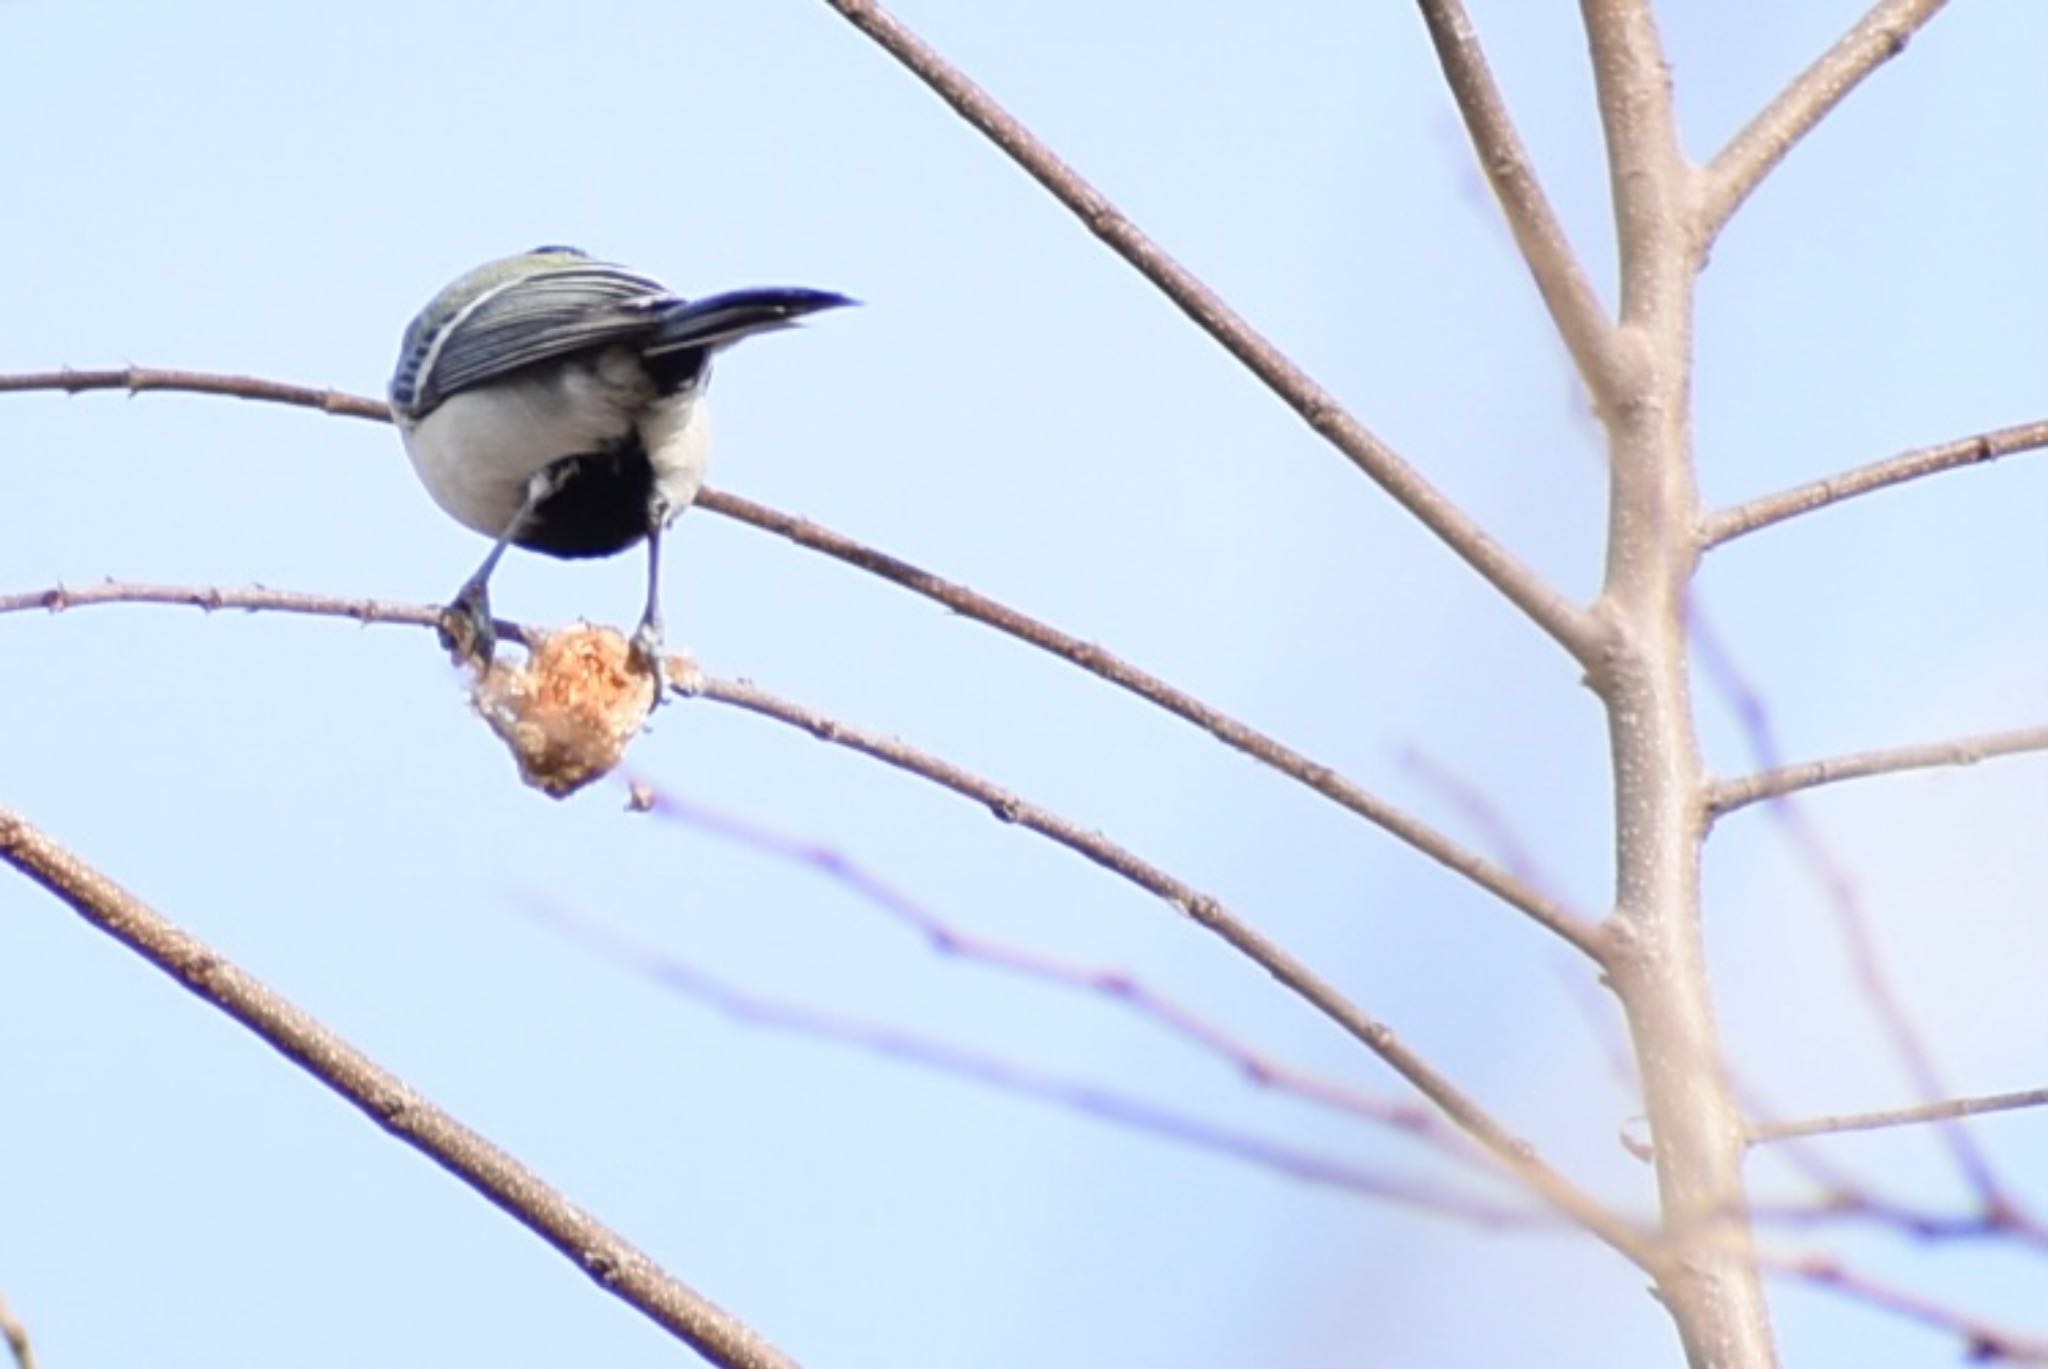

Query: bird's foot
left=630, top=618, right=671, bottom=705
left=439, top=581, right=497, bottom=670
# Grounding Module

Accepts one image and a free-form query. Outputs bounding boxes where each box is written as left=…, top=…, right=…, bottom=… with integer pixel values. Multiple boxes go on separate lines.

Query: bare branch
left=690, top=673, right=1650, bottom=1262
left=1752, top=1086, right=2048, bottom=1145
left=0, top=807, right=798, bottom=1369
left=0, top=1293, right=35, bottom=1369
left=697, top=492, right=1600, bottom=955
left=1692, top=613, right=2022, bottom=1219
left=1703, top=418, right=2048, bottom=548
left=1580, top=0, right=1698, bottom=325
left=1741, top=1078, right=2048, bottom=1252
left=0, top=578, right=1648, bottom=1265
left=1760, top=1251, right=2048, bottom=1364
left=0, top=370, right=1600, bottom=958
left=2, top=574, right=1594, bottom=955
left=1703, top=0, right=1952, bottom=244
left=1578, top=1, right=1782, bottom=1360
left=816, top=0, right=1603, bottom=664
left=1710, top=722, right=2048, bottom=816
left=0, top=366, right=386, bottom=421
left=532, top=902, right=1544, bottom=1228
left=1754, top=1192, right=2039, bottom=1246
left=629, top=784, right=1472, bottom=1152
left=0, top=579, right=484, bottom=632
left=1415, top=0, right=1621, bottom=402
left=1397, top=746, right=1561, bottom=897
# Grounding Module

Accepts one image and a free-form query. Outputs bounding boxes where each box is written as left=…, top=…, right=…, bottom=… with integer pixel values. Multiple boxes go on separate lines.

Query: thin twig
left=1395, top=747, right=1638, bottom=1092
left=1745, top=1132, right=2048, bottom=1256
left=816, top=0, right=1602, bottom=665
left=0, top=579, right=491, bottom=633
left=1754, top=1192, right=2020, bottom=1243
left=1710, top=722, right=2048, bottom=816
left=1759, top=1251, right=2048, bottom=1363
left=1692, top=611, right=2017, bottom=1217
left=0, top=369, right=1600, bottom=959
left=1396, top=746, right=1560, bottom=897
left=1702, top=418, right=2048, bottom=548
left=1, top=578, right=1649, bottom=1265
left=1765, top=1185, right=2048, bottom=1258
left=531, top=901, right=1543, bottom=1228
left=1732, top=1074, right=1979, bottom=1246
left=629, top=784, right=1473, bottom=1154
left=0, top=1294, right=35, bottom=1369
left=1702, top=0, right=1952, bottom=244
left=1752, top=1086, right=2048, bottom=1145
left=1414, top=0, right=1620, bottom=402
left=0, top=366, right=387, bottom=421
left=0, top=807, right=797, bottom=1369
left=689, top=673, right=1652, bottom=1264
left=694, top=491, right=1599, bottom=956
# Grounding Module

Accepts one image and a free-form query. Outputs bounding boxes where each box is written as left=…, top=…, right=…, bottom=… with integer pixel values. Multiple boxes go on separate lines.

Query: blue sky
left=5, top=3, right=2047, bottom=1366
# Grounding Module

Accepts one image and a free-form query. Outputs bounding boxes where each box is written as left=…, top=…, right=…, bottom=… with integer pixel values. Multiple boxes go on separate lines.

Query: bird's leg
left=630, top=498, right=673, bottom=701
left=441, top=469, right=555, bottom=668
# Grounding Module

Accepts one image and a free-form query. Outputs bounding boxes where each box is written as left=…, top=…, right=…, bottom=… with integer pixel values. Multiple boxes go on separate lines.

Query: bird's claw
left=630, top=619, right=670, bottom=705
left=439, top=582, right=497, bottom=670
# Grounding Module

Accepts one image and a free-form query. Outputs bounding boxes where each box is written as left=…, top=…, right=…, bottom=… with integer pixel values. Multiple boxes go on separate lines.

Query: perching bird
left=389, top=246, right=853, bottom=685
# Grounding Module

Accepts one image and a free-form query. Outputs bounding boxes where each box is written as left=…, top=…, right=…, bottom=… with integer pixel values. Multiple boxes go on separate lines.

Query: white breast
left=399, top=346, right=712, bottom=538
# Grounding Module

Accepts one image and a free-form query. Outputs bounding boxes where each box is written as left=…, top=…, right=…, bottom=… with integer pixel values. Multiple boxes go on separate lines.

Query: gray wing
left=409, top=264, right=678, bottom=412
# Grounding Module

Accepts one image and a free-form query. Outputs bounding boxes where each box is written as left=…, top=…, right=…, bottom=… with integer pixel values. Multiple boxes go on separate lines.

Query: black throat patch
left=514, top=435, right=658, bottom=560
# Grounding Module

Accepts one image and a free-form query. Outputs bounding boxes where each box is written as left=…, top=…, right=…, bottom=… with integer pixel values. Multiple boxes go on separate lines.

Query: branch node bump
left=370, top=1090, right=414, bottom=1127
left=179, top=952, right=225, bottom=988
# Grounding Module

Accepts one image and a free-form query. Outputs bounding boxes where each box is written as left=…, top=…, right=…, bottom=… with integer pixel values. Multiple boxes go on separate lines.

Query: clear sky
left=5, top=3, right=2047, bottom=1366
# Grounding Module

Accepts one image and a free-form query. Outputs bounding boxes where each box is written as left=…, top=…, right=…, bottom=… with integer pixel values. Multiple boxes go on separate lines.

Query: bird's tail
left=645, top=287, right=857, bottom=354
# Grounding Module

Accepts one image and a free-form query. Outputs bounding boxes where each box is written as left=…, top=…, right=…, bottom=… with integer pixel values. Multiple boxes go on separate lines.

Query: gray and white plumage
left=388, top=246, right=852, bottom=668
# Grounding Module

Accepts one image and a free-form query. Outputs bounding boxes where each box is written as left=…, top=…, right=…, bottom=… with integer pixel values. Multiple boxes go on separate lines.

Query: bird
left=388, top=246, right=853, bottom=689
